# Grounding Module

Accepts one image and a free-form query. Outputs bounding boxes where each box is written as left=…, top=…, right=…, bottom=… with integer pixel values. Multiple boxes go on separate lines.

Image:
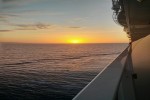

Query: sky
left=0, top=0, right=129, bottom=43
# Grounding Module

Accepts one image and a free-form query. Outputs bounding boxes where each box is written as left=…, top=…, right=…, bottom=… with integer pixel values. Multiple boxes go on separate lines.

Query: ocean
left=0, top=43, right=128, bottom=100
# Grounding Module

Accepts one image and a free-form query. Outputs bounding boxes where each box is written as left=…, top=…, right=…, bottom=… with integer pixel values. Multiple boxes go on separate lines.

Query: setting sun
left=67, top=39, right=83, bottom=44
left=71, top=40, right=80, bottom=44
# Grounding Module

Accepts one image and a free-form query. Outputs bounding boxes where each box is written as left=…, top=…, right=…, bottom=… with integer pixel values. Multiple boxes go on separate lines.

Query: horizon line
left=0, top=42, right=129, bottom=44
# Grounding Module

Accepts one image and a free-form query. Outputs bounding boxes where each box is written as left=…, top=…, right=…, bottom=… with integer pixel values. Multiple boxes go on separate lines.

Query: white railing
left=73, top=46, right=136, bottom=100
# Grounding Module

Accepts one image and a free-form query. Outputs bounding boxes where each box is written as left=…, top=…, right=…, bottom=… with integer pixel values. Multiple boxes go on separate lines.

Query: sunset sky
left=0, top=0, right=129, bottom=43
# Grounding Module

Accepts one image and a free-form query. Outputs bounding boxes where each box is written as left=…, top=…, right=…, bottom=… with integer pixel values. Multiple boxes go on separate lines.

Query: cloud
left=68, top=26, right=81, bottom=29
left=1, top=0, right=36, bottom=4
left=0, top=13, right=18, bottom=18
left=0, top=0, right=22, bottom=9
left=14, top=23, right=51, bottom=30
left=0, top=0, right=38, bottom=10
left=73, top=18, right=86, bottom=22
left=0, top=30, right=12, bottom=32
left=0, top=19, right=7, bottom=22
left=0, top=22, right=52, bottom=32
left=70, top=17, right=88, bottom=23
left=35, top=23, right=51, bottom=29
left=1, top=0, right=18, bottom=3
left=15, top=10, right=64, bottom=16
left=0, top=13, right=18, bottom=24
left=16, top=28, right=36, bottom=31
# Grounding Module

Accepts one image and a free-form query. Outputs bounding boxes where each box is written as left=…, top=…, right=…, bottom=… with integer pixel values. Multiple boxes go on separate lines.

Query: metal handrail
left=72, top=46, right=136, bottom=100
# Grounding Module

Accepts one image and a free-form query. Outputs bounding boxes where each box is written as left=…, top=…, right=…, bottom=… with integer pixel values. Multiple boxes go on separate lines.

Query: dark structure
left=112, top=0, right=150, bottom=41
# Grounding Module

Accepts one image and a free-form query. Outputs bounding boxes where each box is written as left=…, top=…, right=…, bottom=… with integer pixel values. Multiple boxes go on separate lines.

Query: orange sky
left=0, top=0, right=129, bottom=44
left=0, top=28, right=128, bottom=43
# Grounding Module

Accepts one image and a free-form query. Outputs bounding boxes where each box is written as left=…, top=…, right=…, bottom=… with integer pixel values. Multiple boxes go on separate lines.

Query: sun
left=68, top=39, right=82, bottom=44
left=71, top=40, right=80, bottom=44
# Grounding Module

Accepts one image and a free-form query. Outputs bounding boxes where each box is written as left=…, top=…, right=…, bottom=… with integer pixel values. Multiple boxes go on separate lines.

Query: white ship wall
left=131, top=34, right=150, bottom=100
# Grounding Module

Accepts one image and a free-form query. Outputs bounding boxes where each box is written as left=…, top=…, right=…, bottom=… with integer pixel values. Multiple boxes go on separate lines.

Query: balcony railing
left=73, top=45, right=136, bottom=100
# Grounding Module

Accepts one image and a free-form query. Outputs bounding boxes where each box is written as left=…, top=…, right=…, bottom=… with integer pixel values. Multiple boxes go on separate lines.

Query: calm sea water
left=0, top=43, right=127, bottom=100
